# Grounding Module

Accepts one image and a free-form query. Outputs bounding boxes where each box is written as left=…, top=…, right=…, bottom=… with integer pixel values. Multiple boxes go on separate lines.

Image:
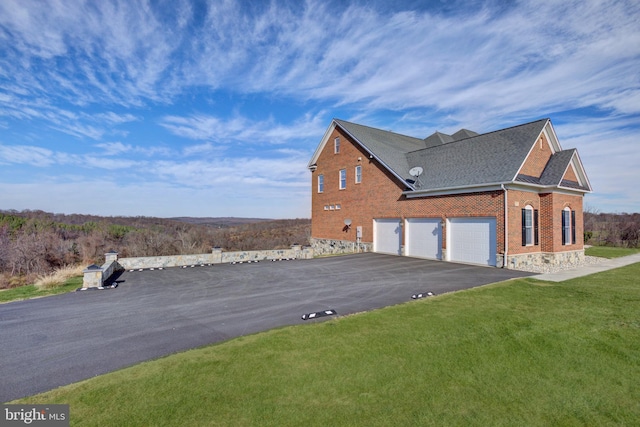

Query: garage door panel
left=448, top=217, right=497, bottom=266
left=373, top=219, right=402, bottom=255
left=405, top=218, right=442, bottom=260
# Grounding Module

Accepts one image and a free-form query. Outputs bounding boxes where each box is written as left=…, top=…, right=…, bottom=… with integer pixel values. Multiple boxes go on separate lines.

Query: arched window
left=562, top=207, right=576, bottom=245
left=521, top=205, right=538, bottom=246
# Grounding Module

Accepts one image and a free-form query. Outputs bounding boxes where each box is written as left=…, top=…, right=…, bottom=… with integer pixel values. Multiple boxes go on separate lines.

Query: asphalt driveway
left=0, top=253, right=532, bottom=402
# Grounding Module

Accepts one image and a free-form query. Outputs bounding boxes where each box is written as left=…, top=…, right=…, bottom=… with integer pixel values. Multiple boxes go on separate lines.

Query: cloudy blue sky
left=1, top=0, right=638, bottom=218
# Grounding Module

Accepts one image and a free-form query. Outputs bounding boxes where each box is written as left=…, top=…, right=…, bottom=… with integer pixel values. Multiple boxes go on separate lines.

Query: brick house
left=307, top=118, right=592, bottom=269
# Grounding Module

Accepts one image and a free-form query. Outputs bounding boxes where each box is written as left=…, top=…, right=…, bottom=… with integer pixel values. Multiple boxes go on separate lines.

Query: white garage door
left=448, top=217, right=497, bottom=266
left=405, top=218, right=442, bottom=260
left=373, top=219, right=402, bottom=255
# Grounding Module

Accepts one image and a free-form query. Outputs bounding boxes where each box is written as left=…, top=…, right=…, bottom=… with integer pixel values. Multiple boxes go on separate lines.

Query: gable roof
left=424, top=131, right=454, bottom=148
left=451, top=129, right=479, bottom=140
left=308, top=117, right=592, bottom=195
left=406, top=119, right=550, bottom=191
left=517, top=148, right=591, bottom=191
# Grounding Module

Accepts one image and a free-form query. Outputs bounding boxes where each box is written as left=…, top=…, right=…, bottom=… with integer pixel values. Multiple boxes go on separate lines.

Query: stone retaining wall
left=118, top=245, right=313, bottom=270
left=81, top=251, right=123, bottom=289
left=82, top=246, right=313, bottom=288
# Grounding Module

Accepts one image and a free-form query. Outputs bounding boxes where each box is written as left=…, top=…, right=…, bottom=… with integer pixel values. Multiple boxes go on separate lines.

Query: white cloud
left=149, top=152, right=309, bottom=190
left=0, top=144, right=55, bottom=167
left=95, top=142, right=134, bottom=156
left=0, top=143, right=139, bottom=170
left=160, top=111, right=326, bottom=144
left=0, top=0, right=186, bottom=107
left=95, top=112, right=139, bottom=124
left=50, top=121, right=105, bottom=140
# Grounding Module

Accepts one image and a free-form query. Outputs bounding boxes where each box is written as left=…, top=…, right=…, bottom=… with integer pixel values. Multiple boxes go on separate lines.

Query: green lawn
left=585, top=245, right=640, bottom=258
left=0, top=277, right=82, bottom=304
left=15, top=263, right=640, bottom=426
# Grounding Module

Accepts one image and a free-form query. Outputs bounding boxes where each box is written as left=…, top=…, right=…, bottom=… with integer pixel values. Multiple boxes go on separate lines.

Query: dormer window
left=334, top=137, right=340, bottom=154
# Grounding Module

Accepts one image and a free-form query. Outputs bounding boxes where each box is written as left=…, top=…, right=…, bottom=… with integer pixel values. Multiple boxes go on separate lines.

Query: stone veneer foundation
left=505, top=250, right=585, bottom=270
left=310, top=238, right=372, bottom=256
left=312, top=238, right=584, bottom=271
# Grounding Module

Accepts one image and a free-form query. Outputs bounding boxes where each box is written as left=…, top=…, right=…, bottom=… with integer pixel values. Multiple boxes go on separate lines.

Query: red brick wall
left=310, top=125, right=584, bottom=256
left=563, top=164, right=578, bottom=182
left=519, top=134, right=552, bottom=178
left=506, top=189, right=541, bottom=255
left=504, top=189, right=584, bottom=255
left=539, top=192, right=584, bottom=252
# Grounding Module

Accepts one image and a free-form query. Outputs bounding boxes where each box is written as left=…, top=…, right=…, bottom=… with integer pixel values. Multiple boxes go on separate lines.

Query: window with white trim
left=521, top=205, right=538, bottom=246
left=339, top=169, right=346, bottom=189
left=334, top=137, right=340, bottom=154
left=355, top=165, right=362, bottom=184
left=317, top=174, right=324, bottom=193
left=562, top=207, right=576, bottom=245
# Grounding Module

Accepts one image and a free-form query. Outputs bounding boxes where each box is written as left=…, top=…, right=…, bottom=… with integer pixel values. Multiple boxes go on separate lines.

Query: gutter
left=403, top=183, right=506, bottom=198
left=501, top=184, right=508, bottom=268
left=402, top=181, right=591, bottom=199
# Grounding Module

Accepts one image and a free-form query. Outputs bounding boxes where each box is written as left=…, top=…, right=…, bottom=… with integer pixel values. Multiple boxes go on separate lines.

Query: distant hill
left=169, top=217, right=273, bottom=228
left=0, top=210, right=283, bottom=228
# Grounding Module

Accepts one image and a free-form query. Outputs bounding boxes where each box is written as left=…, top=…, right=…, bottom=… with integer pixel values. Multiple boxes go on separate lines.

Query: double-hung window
left=317, top=174, right=324, bottom=193
left=355, top=165, right=362, bottom=184
left=339, top=169, right=347, bottom=189
left=562, top=208, right=576, bottom=245
left=521, top=206, right=538, bottom=246
left=334, top=137, right=340, bottom=154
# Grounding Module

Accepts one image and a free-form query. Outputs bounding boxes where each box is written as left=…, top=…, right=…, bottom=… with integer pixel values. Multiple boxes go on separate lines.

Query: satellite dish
left=409, top=166, right=423, bottom=177
left=344, top=218, right=352, bottom=226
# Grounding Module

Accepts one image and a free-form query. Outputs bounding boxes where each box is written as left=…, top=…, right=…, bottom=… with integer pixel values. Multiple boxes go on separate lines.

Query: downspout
left=501, top=184, right=508, bottom=268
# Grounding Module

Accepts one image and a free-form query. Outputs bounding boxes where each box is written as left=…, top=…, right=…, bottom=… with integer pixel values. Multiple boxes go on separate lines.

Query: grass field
left=0, top=276, right=82, bottom=304
left=14, top=262, right=640, bottom=426
left=585, top=245, right=640, bottom=258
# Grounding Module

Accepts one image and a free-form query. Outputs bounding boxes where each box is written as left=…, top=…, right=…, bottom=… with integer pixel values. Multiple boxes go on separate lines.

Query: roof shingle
left=330, top=117, right=590, bottom=193
left=405, top=119, right=548, bottom=189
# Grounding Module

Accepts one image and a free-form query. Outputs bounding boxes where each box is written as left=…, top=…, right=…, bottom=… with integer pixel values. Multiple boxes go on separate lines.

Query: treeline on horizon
left=0, top=209, right=310, bottom=289
left=583, top=210, right=639, bottom=248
